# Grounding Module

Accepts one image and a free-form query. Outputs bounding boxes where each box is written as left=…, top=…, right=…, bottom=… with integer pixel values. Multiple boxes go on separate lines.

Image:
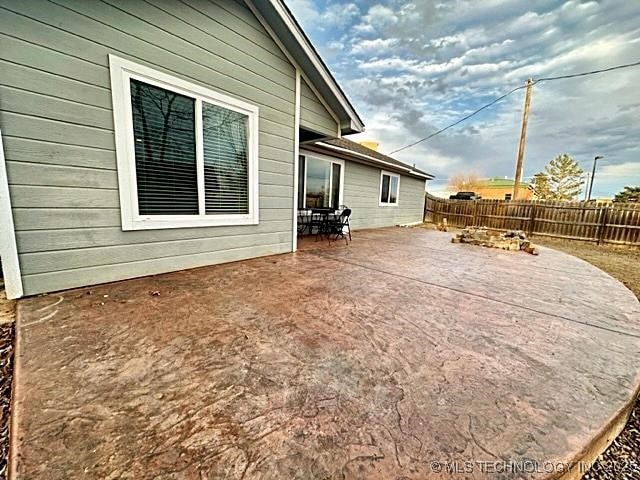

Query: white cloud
left=351, top=38, right=398, bottom=54
left=363, top=5, right=399, bottom=29
left=285, top=0, right=316, bottom=27
left=320, top=3, right=359, bottom=28
left=287, top=0, right=640, bottom=196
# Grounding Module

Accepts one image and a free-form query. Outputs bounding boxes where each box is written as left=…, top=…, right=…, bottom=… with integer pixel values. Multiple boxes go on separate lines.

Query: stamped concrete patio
left=11, top=228, right=640, bottom=479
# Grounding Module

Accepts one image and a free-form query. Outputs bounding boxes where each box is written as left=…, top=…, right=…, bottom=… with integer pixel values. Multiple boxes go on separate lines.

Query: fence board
left=424, top=193, right=640, bottom=247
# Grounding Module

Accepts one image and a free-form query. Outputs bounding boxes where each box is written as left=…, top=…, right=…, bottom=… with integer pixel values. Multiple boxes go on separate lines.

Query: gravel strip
left=0, top=323, right=13, bottom=480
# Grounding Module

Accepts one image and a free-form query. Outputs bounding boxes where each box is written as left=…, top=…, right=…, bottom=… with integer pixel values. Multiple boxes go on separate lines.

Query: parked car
left=449, top=191, right=481, bottom=200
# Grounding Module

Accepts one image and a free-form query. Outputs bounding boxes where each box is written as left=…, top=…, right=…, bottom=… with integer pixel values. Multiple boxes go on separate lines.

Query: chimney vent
left=358, top=140, right=379, bottom=151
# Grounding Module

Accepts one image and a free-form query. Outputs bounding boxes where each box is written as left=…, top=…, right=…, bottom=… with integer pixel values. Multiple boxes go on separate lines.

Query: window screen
left=130, top=79, right=198, bottom=215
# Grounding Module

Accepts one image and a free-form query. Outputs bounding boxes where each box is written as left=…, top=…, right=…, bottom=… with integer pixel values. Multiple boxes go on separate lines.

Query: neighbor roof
left=305, top=138, right=434, bottom=180
left=247, top=0, right=364, bottom=135
left=482, top=177, right=530, bottom=188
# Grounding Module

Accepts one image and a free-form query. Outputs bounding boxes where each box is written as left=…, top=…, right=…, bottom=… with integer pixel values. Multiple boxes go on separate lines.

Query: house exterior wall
left=0, top=0, right=297, bottom=295
left=299, top=78, right=337, bottom=137
left=343, top=161, right=426, bottom=230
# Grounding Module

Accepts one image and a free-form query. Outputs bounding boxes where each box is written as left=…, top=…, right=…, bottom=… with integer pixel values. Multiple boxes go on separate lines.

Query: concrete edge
left=559, top=377, right=640, bottom=480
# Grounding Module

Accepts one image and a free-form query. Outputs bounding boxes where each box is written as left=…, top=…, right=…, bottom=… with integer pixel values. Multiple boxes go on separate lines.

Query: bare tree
left=448, top=172, right=484, bottom=192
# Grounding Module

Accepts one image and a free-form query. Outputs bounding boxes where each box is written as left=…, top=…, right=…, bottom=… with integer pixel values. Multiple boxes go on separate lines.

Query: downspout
left=292, top=70, right=301, bottom=252
left=0, top=130, right=23, bottom=298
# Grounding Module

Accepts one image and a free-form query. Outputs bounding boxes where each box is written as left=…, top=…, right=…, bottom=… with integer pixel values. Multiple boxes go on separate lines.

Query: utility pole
left=513, top=78, right=534, bottom=200
left=587, top=155, right=603, bottom=201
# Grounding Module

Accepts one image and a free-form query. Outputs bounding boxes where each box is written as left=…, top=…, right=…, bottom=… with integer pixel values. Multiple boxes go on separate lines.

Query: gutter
left=314, top=142, right=434, bottom=180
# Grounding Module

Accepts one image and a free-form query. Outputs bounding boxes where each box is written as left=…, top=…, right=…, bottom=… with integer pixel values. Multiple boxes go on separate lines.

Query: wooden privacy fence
left=424, top=193, right=640, bottom=246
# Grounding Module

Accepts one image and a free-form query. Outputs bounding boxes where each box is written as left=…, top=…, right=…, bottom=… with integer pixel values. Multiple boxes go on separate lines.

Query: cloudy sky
left=287, top=0, right=640, bottom=198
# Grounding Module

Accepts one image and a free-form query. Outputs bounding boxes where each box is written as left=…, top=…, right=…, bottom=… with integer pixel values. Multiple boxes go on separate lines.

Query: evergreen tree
left=543, top=154, right=584, bottom=200
left=530, top=172, right=552, bottom=200
left=613, top=186, right=640, bottom=203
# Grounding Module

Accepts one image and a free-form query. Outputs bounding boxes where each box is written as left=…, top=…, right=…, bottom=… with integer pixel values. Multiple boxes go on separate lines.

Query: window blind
left=130, top=79, right=198, bottom=215
left=203, top=102, right=249, bottom=214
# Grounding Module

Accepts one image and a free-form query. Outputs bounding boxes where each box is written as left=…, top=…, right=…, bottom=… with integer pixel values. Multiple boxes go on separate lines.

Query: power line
left=535, top=60, right=640, bottom=82
left=388, top=84, right=529, bottom=155
left=387, top=60, right=640, bottom=155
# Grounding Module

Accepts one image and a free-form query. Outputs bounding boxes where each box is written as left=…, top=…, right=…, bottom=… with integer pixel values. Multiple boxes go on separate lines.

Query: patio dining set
left=297, top=206, right=352, bottom=244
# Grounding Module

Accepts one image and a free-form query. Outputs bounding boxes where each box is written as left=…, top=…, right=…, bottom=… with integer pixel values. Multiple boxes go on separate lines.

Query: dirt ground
left=531, top=237, right=640, bottom=479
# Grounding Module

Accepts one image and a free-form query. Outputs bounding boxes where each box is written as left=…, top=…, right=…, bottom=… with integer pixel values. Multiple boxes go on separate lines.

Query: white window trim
left=299, top=150, right=345, bottom=209
left=379, top=170, right=400, bottom=207
left=109, top=55, right=259, bottom=230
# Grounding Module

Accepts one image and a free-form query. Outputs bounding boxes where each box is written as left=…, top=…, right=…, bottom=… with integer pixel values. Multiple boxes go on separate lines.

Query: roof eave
left=246, top=0, right=364, bottom=135
left=310, top=142, right=434, bottom=180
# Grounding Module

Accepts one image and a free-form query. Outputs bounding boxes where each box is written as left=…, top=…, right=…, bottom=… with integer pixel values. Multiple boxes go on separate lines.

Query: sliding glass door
left=298, top=154, right=343, bottom=209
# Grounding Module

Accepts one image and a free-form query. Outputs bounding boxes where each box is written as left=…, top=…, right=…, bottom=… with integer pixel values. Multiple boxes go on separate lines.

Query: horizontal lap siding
left=299, top=78, right=337, bottom=137
left=0, top=0, right=297, bottom=295
left=343, top=162, right=425, bottom=230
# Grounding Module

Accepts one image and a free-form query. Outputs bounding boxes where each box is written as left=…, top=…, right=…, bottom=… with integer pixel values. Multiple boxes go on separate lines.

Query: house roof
left=304, top=138, right=435, bottom=180
left=247, top=0, right=364, bottom=135
left=481, top=177, right=530, bottom=188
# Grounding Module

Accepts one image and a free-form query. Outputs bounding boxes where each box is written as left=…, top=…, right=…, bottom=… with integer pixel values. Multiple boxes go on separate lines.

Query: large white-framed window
left=379, top=170, right=400, bottom=206
left=298, top=151, right=344, bottom=209
left=109, top=55, right=259, bottom=230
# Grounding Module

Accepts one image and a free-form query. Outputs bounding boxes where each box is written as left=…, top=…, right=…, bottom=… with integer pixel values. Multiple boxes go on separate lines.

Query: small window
left=379, top=171, right=400, bottom=206
left=110, top=55, right=259, bottom=230
left=504, top=193, right=512, bottom=200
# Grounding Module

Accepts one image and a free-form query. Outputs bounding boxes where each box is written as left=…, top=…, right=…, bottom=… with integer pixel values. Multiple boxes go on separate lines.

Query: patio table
left=298, top=208, right=344, bottom=240
left=311, top=208, right=335, bottom=240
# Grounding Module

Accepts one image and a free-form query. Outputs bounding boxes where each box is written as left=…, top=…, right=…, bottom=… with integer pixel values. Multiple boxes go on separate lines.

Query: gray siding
left=343, top=162, right=425, bottom=230
left=299, top=78, right=337, bottom=137
left=0, top=0, right=297, bottom=295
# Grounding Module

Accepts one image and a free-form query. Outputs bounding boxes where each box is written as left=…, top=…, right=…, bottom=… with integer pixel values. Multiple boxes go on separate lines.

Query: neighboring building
left=0, top=0, right=432, bottom=298
left=476, top=177, right=534, bottom=200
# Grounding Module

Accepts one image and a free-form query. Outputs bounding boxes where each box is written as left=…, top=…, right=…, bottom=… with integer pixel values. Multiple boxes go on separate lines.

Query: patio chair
left=327, top=208, right=352, bottom=245
left=297, top=209, right=312, bottom=235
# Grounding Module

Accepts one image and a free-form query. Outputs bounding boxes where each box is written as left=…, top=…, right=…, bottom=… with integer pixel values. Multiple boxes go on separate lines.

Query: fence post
left=596, top=205, right=609, bottom=245
left=528, top=203, right=537, bottom=236
left=471, top=201, right=478, bottom=226
left=423, top=193, right=429, bottom=223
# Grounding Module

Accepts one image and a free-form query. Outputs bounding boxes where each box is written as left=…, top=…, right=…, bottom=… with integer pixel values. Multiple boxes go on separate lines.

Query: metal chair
left=327, top=208, right=352, bottom=245
left=297, top=209, right=312, bottom=235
